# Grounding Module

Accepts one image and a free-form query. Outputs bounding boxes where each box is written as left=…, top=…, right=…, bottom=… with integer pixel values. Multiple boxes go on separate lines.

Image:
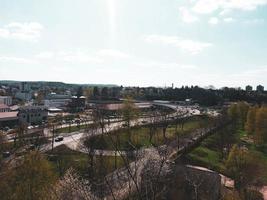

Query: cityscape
left=1, top=1, right=267, bottom=200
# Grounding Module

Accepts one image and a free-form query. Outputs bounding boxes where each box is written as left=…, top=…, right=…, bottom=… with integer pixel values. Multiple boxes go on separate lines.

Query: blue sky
left=0, top=0, right=267, bottom=88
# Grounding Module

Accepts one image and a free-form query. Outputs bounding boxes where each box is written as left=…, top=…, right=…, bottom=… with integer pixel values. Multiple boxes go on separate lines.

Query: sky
left=0, top=0, right=267, bottom=88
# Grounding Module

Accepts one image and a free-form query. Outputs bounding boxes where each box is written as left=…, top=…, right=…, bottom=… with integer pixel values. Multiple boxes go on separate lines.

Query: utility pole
left=52, top=124, right=55, bottom=152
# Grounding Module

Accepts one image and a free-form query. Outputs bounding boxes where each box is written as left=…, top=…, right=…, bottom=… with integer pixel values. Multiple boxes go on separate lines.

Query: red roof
left=0, top=111, right=18, bottom=121
left=0, top=104, right=9, bottom=109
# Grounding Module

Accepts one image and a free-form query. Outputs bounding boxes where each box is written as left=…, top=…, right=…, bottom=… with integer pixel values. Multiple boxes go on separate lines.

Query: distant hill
left=0, top=80, right=118, bottom=88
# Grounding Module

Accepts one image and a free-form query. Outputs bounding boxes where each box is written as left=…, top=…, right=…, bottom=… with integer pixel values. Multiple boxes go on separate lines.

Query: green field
left=187, top=134, right=225, bottom=172
left=187, top=127, right=267, bottom=184
left=55, top=123, right=92, bottom=134
left=46, top=145, right=128, bottom=178
left=87, top=117, right=208, bottom=151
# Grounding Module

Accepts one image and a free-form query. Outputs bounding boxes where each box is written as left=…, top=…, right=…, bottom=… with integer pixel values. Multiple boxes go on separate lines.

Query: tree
left=0, top=151, right=56, bottom=200
left=14, top=122, right=28, bottom=148
left=238, top=101, right=249, bottom=129
left=148, top=110, right=159, bottom=143
left=93, top=87, right=100, bottom=98
left=0, top=131, right=6, bottom=153
left=226, top=145, right=263, bottom=197
left=36, top=90, right=45, bottom=105
left=49, top=168, right=97, bottom=200
left=84, top=87, right=93, bottom=102
left=0, top=131, right=7, bottom=165
left=83, top=122, right=99, bottom=180
left=254, top=106, right=267, bottom=144
left=228, top=102, right=249, bottom=131
left=121, top=97, right=138, bottom=142
left=245, top=106, right=257, bottom=135
left=76, top=86, right=83, bottom=98
left=101, top=87, right=109, bottom=98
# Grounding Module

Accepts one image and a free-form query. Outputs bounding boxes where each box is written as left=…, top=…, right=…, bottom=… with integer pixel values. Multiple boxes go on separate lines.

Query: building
left=44, top=93, right=72, bottom=108
left=245, top=85, right=253, bottom=92
left=0, top=111, right=18, bottom=128
left=256, top=85, right=264, bottom=92
left=18, top=106, right=48, bottom=125
left=0, top=104, right=11, bottom=112
left=15, top=82, right=32, bottom=101
left=68, top=96, right=86, bottom=112
left=0, top=96, right=12, bottom=106
left=15, top=92, right=32, bottom=101
left=19, top=82, right=31, bottom=92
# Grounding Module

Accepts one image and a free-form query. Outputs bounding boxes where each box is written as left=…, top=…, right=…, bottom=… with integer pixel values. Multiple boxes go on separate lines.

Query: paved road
left=41, top=104, right=201, bottom=153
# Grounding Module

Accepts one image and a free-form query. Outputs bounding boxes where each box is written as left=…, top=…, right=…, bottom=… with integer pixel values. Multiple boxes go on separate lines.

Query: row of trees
left=228, top=101, right=267, bottom=144
left=224, top=102, right=265, bottom=199
left=246, top=106, right=267, bottom=144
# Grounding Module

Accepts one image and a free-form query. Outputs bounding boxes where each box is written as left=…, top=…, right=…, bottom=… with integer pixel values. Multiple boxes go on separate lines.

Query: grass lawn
left=46, top=145, right=127, bottom=178
left=55, top=123, right=92, bottom=134
left=186, top=133, right=225, bottom=172
left=88, top=117, right=207, bottom=151
left=187, top=127, right=267, bottom=184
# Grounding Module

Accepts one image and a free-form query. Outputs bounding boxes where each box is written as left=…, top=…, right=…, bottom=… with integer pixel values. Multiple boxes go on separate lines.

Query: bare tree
left=49, top=168, right=98, bottom=200
left=121, top=97, right=139, bottom=142
left=14, top=122, right=27, bottom=148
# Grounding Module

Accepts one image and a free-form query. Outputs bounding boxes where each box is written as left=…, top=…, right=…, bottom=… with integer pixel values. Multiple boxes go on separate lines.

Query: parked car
left=2, top=151, right=11, bottom=158
left=28, top=144, right=36, bottom=150
left=55, top=136, right=64, bottom=142
left=3, top=127, right=10, bottom=132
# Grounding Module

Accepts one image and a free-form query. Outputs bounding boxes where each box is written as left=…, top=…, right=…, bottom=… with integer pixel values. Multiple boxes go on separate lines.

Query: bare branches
left=49, top=168, right=98, bottom=200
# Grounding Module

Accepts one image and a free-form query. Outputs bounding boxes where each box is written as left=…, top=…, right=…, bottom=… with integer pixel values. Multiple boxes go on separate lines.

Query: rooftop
left=0, top=111, right=18, bottom=121
left=0, top=104, right=9, bottom=109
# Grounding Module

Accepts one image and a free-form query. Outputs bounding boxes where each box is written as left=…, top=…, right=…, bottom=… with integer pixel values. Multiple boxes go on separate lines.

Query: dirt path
left=260, top=186, right=267, bottom=200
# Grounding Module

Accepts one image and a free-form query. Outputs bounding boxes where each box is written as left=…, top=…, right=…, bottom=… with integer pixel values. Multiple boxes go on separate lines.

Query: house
left=0, top=104, right=11, bottom=112
left=18, top=106, right=48, bottom=125
left=0, top=96, right=12, bottom=106
left=0, top=111, right=18, bottom=128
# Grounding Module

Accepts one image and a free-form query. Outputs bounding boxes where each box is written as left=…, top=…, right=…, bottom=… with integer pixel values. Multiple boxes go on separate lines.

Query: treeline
left=144, top=87, right=267, bottom=106
left=246, top=106, right=267, bottom=144
left=228, top=101, right=267, bottom=145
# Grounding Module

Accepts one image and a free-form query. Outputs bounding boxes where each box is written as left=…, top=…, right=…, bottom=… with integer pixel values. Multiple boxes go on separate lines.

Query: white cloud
left=144, top=35, right=212, bottom=54
left=96, top=49, right=131, bottom=59
left=244, top=18, right=265, bottom=24
left=34, top=49, right=131, bottom=64
left=179, top=7, right=199, bottom=23
left=59, top=51, right=103, bottom=63
left=0, top=29, right=9, bottom=38
left=219, top=9, right=232, bottom=16
left=0, top=22, right=44, bottom=41
left=192, top=0, right=220, bottom=14
left=36, top=52, right=55, bottom=59
left=0, top=56, right=36, bottom=64
left=209, top=17, right=219, bottom=24
left=229, top=67, right=267, bottom=85
left=192, top=0, right=267, bottom=14
left=223, top=17, right=235, bottom=23
left=137, top=61, right=198, bottom=70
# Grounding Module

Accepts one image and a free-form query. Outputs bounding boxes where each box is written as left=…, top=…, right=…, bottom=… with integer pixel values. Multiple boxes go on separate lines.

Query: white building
left=0, top=96, right=12, bottom=106
left=43, top=93, right=72, bottom=108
